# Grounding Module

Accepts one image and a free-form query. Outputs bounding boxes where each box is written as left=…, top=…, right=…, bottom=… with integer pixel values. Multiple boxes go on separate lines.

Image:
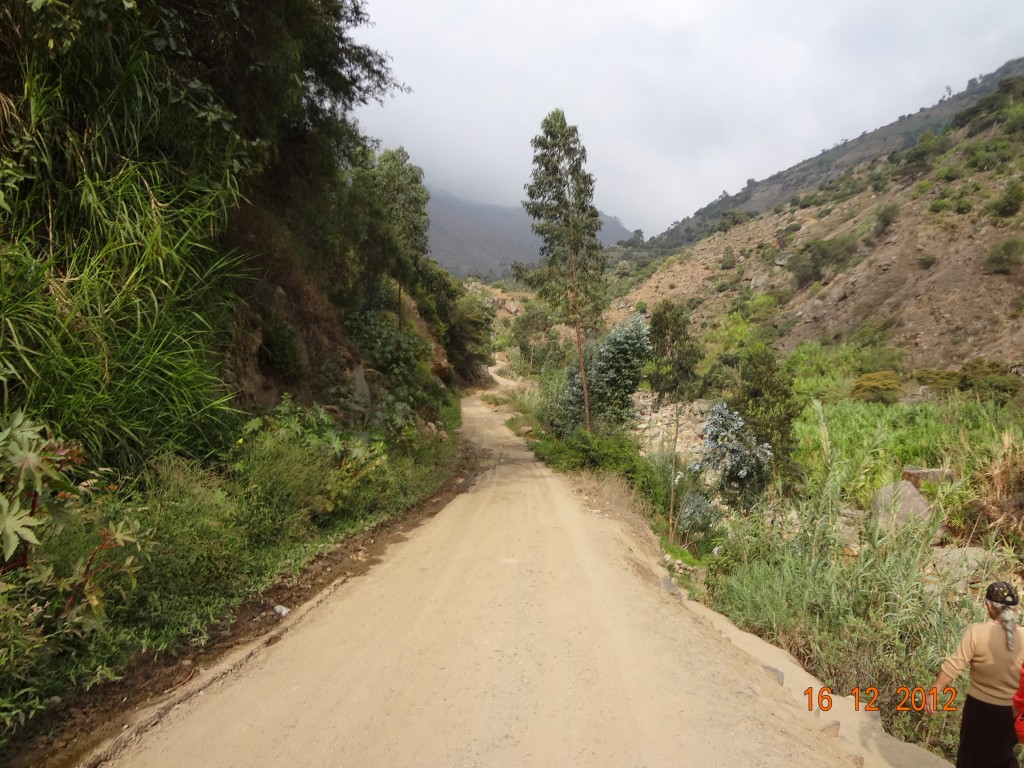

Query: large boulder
left=871, top=480, right=945, bottom=544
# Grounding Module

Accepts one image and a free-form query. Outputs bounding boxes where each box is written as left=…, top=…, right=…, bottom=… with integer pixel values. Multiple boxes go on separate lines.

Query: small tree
left=729, top=343, right=801, bottom=482
left=517, top=109, right=607, bottom=432
left=690, top=403, right=773, bottom=505
left=646, top=300, right=704, bottom=542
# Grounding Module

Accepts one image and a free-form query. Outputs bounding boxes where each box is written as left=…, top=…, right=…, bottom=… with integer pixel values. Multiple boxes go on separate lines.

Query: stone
left=762, top=665, right=785, bottom=685
left=902, top=467, right=955, bottom=488
left=821, top=720, right=841, bottom=738
left=871, top=481, right=944, bottom=544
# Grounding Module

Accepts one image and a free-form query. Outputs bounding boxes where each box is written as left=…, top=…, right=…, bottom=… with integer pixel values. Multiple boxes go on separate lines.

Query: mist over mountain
left=427, top=189, right=631, bottom=278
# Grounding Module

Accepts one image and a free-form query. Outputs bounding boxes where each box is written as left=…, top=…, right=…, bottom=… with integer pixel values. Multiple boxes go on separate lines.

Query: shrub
left=988, top=180, right=1023, bottom=218
left=850, top=371, right=903, bottom=403
left=917, top=254, right=937, bottom=269
left=552, top=314, right=652, bottom=434
left=0, top=413, right=146, bottom=741
left=730, top=344, right=801, bottom=480
left=720, top=247, right=736, bottom=269
left=259, top=310, right=304, bottom=384
left=786, top=233, right=859, bottom=288
left=676, top=489, right=723, bottom=553
left=874, top=203, right=900, bottom=236
left=986, top=239, right=1024, bottom=275
left=689, top=403, right=773, bottom=503
left=709, top=470, right=978, bottom=758
left=531, top=428, right=657, bottom=495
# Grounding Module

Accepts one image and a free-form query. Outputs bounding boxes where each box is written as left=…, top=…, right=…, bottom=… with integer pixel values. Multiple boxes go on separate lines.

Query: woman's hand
left=925, top=672, right=953, bottom=715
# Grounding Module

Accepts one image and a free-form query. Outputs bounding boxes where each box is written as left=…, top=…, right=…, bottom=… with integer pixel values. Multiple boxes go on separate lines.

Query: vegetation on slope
left=0, top=1, right=493, bottom=749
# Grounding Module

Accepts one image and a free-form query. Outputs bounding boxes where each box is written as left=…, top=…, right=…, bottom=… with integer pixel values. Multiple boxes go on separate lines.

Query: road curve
left=95, top=389, right=932, bottom=768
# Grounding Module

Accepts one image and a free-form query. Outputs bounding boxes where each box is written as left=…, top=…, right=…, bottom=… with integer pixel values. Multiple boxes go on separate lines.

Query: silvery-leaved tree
left=517, top=109, right=608, bottom=432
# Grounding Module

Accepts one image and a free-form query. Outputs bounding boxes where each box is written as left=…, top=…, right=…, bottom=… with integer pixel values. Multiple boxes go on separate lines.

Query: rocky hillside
left=609, top=77, right=1024, bottom=373
left=647, top=56, right=1024, bottom=254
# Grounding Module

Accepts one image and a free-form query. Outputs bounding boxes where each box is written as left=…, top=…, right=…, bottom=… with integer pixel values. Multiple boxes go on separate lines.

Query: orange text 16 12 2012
left=803, top=686, right=958, bottom=712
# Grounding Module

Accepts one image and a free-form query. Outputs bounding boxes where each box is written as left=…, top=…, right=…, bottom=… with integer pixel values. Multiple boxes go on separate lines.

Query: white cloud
left=355, top=0, right=1024, bottom=235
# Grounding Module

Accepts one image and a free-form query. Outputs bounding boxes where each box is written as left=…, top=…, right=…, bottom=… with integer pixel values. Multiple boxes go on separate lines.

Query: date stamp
left=803, top=686, right=958, bottom=712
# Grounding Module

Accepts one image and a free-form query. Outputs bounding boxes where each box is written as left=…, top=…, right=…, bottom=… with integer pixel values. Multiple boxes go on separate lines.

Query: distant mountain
left=426, top=190, right=632, bottom=279
left=649, top=56, right=1024, bottom=251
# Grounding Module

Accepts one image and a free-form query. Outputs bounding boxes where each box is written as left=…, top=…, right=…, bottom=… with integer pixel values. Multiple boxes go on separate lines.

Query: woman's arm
left=925, top=670, right=955, bottom=715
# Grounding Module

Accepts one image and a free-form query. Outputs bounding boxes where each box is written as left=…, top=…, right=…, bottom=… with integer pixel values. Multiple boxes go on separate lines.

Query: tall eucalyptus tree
left=518, top=109, right=607, bottom=432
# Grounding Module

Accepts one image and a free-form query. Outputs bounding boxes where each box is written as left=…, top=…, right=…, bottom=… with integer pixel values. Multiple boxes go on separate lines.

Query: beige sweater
left=940, top=621, right=1024, bottom=706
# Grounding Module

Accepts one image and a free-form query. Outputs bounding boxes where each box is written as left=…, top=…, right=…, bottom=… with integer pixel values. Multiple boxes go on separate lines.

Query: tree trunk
left=569, top=248, right=590, bottom=432
left=668, top=405, right=680, bottom=544
left=397, top=283, right=404, bottom=331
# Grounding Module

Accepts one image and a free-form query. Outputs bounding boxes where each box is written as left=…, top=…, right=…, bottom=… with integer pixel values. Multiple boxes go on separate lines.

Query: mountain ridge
left=427, top=189, right=631, bottom=278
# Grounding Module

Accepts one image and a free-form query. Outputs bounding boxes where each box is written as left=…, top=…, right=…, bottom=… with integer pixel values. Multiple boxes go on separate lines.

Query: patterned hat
left=986, top=581, right=1019, bottom=606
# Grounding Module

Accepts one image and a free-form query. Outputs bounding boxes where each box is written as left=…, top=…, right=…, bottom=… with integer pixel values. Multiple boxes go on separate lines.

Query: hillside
left=646, top=56, right=1024, bottom=254
left=427, top=189, right=631, bottom=278
left=608, top=74, right=1024, bottom=374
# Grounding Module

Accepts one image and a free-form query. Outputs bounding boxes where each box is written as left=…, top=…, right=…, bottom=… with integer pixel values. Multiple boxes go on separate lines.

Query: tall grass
left=710, top=443, right=1008, bottom=758
left=793, top=397, right=1024, bottom=510
left=1, top=17, right=246, bottom=468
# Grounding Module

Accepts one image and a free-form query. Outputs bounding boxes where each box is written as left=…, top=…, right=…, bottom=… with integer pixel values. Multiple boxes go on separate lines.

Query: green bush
left=988, top=180, right=1023, bottom=218
left=850, top=371, right=903, bottom=403
left=260, top=310, right=304, bottom=383
left=116, top=456, right=247, bottom=646
left=720, top=247, right=736, bottom=269
left=531, top=428, right=659, bottom=496
left=786, top=233, right=859, bottom=288
left=986, top=239, right=1024, bottom=275
left=874, top=203, right=900, bottom=236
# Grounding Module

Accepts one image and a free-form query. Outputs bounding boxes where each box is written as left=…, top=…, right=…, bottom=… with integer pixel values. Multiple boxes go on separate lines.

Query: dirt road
left=91, top=387, right=949, bottom=768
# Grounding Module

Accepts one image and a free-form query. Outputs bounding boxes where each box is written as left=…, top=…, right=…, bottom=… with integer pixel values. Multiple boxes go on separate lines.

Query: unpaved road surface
left=94, top=387, right=948, bottom=768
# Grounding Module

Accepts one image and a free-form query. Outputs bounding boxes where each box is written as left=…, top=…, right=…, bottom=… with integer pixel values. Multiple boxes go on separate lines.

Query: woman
left=926, top=581, right=1024, bottom=768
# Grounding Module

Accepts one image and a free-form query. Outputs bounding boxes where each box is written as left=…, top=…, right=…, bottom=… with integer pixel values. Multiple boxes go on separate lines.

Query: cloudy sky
left=353, top=0, right=1024, bottom=237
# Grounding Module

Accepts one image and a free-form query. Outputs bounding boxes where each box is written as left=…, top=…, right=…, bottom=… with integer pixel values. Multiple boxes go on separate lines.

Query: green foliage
left=260, top=311, right=305, bottom=384
left=553, top=315, right=652, bottom=434
left=413, top=263, right=494, bottom=382
left=690, top=403, right=773, bottom=504
left=709, top=210, right=756, bottom=234
left=518, top=108, right=608, bottom=430
left=353, top=311, right=449, bottom=416
left=1, top=412, right=146, bottom=739
left=953, top=75, right=1024, bottom=136
left=986, top=239, right=1024, bottom=275
left=873, top=203, right=900, bottom=236
left=646, top=301, right=703, bottom=404
left=792, top=397, right=1024, bottom=510
left=961, top=137, right=1015, bottom=173
left=850, top=371, right=903, bottom=404
left=709, top=462, right=976, bottom=756
left=720, top=246, right=737, bottom=270
left=518, top=109, right=608, bottom=332
left=510, top=302, right=564, bottom=374
left=785, top=233, right=860, bottom=288
left=729, top=344, right=801, bottom=480
left=531, top=428, right=658, bottom=495
left=987, top=180, right=1023, bottom=218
